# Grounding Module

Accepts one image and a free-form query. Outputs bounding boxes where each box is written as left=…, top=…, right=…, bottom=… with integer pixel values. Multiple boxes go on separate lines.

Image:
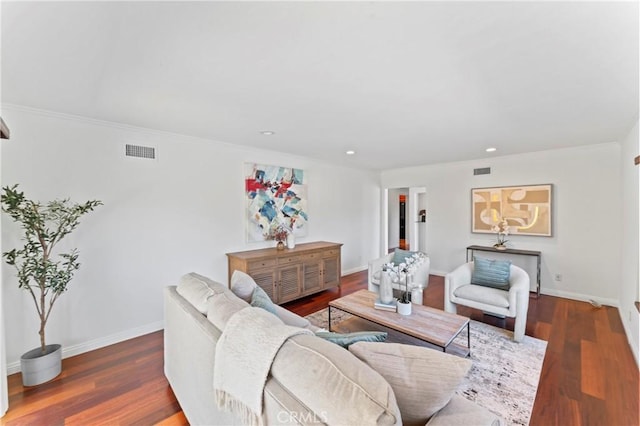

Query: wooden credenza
left=226, top=241, right=342, bottom=304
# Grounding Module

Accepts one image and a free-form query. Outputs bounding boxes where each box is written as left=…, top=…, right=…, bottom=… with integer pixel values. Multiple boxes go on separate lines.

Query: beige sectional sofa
left=164, top=272, right=503, bottom=425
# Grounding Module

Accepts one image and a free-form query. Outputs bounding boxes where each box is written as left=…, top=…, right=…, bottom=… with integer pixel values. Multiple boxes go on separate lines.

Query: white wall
left=381, top=143, right=622, bottom=305
left=0, top=105, right=380, bottom=371
left=620, top=120, right=639, bottom=365
left=408, top=187, right=426, bottom=252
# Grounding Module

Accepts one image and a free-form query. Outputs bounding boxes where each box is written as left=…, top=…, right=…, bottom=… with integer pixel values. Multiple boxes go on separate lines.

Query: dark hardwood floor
left=2, top=271, right=638, bottom=425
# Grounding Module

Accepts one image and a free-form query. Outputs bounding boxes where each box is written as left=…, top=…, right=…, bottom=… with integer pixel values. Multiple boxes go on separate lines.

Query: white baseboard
left=342, top=265, right=368, bottom=276
left=540, top=288, right=619, bottom=308
left=7, top=321, right=164, bottom=375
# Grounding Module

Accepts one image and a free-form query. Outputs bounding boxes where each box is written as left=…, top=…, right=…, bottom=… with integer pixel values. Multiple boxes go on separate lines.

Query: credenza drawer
left=247, top=258, right=277, bottom=270
left=278, top=255, right=302, bottom=265
left=322, top=249, right=340, bottom=258
left=301, top=252, right=321, bottom=261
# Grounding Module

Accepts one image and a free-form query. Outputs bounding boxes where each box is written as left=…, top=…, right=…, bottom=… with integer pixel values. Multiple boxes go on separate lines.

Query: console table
left=226, top=241, right=342, bottom=304
left=466, top=245, right=541, bottom=297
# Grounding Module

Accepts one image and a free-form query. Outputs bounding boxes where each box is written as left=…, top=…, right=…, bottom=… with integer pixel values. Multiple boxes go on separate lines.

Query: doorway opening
left=382, top=186, right=427, bottom=255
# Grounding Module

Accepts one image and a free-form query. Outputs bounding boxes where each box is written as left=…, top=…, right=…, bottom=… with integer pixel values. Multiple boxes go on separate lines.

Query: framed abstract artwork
left=245, top=163, right=308, bottom=242
left=471, top=184, right=552, bottom=236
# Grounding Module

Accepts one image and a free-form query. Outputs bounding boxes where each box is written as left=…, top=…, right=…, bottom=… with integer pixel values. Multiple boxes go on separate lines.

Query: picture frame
left=471, top=184, right=552, bottom=237
left=245, top=163, right=308, bottom=242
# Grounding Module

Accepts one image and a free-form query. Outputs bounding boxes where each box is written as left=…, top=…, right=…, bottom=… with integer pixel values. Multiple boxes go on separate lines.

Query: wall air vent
left=473, top=167, right=491, bottom=176
left=125, top=144, right=156, bottom=159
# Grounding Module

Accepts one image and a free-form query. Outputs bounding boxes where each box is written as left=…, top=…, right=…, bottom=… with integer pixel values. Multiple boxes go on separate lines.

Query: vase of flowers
left=492, top=218, right=510, bottom=250
left=383, top=253, right=425, bottom=315
left=270, top=224, right=288, bottom=250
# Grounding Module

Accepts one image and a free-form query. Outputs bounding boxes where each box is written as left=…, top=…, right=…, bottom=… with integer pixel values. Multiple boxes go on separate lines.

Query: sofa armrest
left=444, top=262, right=472, bottom=313
left=164, top=286, right=239, bottom=425
left=507, top=265, right=530, bottom=318
left=412, top=256, right=431, bottom=288
left=368, top=253, right=394, bottom=291
left=445, top=262, right=473, bottom=292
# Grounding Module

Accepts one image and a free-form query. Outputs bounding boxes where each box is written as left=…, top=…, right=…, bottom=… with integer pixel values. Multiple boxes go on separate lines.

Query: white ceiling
left=1, top=1, right=638, bottom=170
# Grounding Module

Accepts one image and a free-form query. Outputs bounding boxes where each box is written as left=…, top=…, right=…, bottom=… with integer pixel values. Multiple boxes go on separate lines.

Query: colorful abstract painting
left=245, top=163, right=308, bottom=242
left=471, top=184, right=552, bottom=236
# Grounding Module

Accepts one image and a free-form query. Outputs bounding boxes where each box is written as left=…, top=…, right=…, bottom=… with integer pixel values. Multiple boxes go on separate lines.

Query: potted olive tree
left=1, top=185, right=101, bottom=386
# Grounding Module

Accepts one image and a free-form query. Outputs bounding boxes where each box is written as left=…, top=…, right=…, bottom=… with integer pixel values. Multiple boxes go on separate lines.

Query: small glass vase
left=276, top=241, right=285, bottom=250
left=286, top=233, right=296, bottom=249
left=411, top=286, right=423, bottom=305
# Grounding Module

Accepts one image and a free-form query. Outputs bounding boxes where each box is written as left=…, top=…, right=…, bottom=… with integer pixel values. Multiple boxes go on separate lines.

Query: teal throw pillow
left=250, top=286, right=278, bottom=315
left=471, top=257, right=512, bottom=290
left=392, top=248, right=417, bottom=265
left=315, top=331, right=388, bottom=348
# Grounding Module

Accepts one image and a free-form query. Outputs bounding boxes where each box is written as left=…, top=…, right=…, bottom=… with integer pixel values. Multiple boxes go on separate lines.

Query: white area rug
left=305, top=308, right=547, bottom=426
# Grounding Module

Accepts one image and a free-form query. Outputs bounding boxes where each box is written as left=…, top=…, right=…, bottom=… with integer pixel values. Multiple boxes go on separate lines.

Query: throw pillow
left=274, top=306, right=313, bottom=329
left=206, top=291, right=250, bottom=330
left=392, top=248, right=417, bottom=265
left=348, top=342, right=472, bottom=426
left=471, top=257, right=512, bottom=290
left=176, top=272, right=227, bottom=314
left=315, top=331, right=388, bottom=348
left=250, top=286, right=278, bottom=315
left=230, top=270, right=258, bottom=302
left=271, top=334, right=401, bottom=425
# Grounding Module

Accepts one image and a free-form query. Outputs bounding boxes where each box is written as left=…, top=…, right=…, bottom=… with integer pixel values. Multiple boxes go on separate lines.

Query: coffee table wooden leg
left=328, top=306, right=332, bottom=331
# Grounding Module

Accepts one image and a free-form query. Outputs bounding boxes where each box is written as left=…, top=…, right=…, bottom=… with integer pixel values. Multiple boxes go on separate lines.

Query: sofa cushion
left=206, top=291, right=250, bottom=330
left=425, top=394, right=502, bottom=426
left=270, top=334, right=401, bottom=425
left=349, top=342, right=472, bottom=426
left=454, top=284, right=510, bottom=308
left=177, top=272, right=227, bottom=314
left=230, top=270, right=258, bottom=302
left=371, top=269, right=383, bottom=285
left=471, top=257, right=511, bottom=290
left=315, top=331, right=388, bottom=348
left=273, top=305, right=314, bottom=330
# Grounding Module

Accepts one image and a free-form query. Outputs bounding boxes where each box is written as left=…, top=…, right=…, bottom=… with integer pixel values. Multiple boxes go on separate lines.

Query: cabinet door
left=322, top=256, right=340, bottom=288
left=250, top=269, right=277, bottom=302
left=302, top=260, right=322, bottom=295
left=277, top=264, right=302, bottom=303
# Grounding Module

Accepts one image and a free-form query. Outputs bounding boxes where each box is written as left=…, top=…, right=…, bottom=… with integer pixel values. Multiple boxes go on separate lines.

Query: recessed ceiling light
left=260, top=130, right=275, bottom=136
left=346, top=150, right=356, bottom=155
left=486, top=147, right=497, bottom=152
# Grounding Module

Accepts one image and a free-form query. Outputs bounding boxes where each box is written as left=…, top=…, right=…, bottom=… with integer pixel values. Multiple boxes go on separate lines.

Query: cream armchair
left=368, top=251, right=430, bottom=294
left=444, top=261, right=530, bottom=342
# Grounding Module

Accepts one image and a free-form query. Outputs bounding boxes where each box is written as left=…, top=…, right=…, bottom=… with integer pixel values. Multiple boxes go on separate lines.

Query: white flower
left=493, top=218, right=510, bottom=246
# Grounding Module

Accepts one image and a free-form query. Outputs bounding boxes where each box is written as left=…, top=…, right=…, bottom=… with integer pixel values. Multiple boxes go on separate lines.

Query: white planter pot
left=397, top=301, right=412, bottom=316
left=20, top=344, right=62, bottom=386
